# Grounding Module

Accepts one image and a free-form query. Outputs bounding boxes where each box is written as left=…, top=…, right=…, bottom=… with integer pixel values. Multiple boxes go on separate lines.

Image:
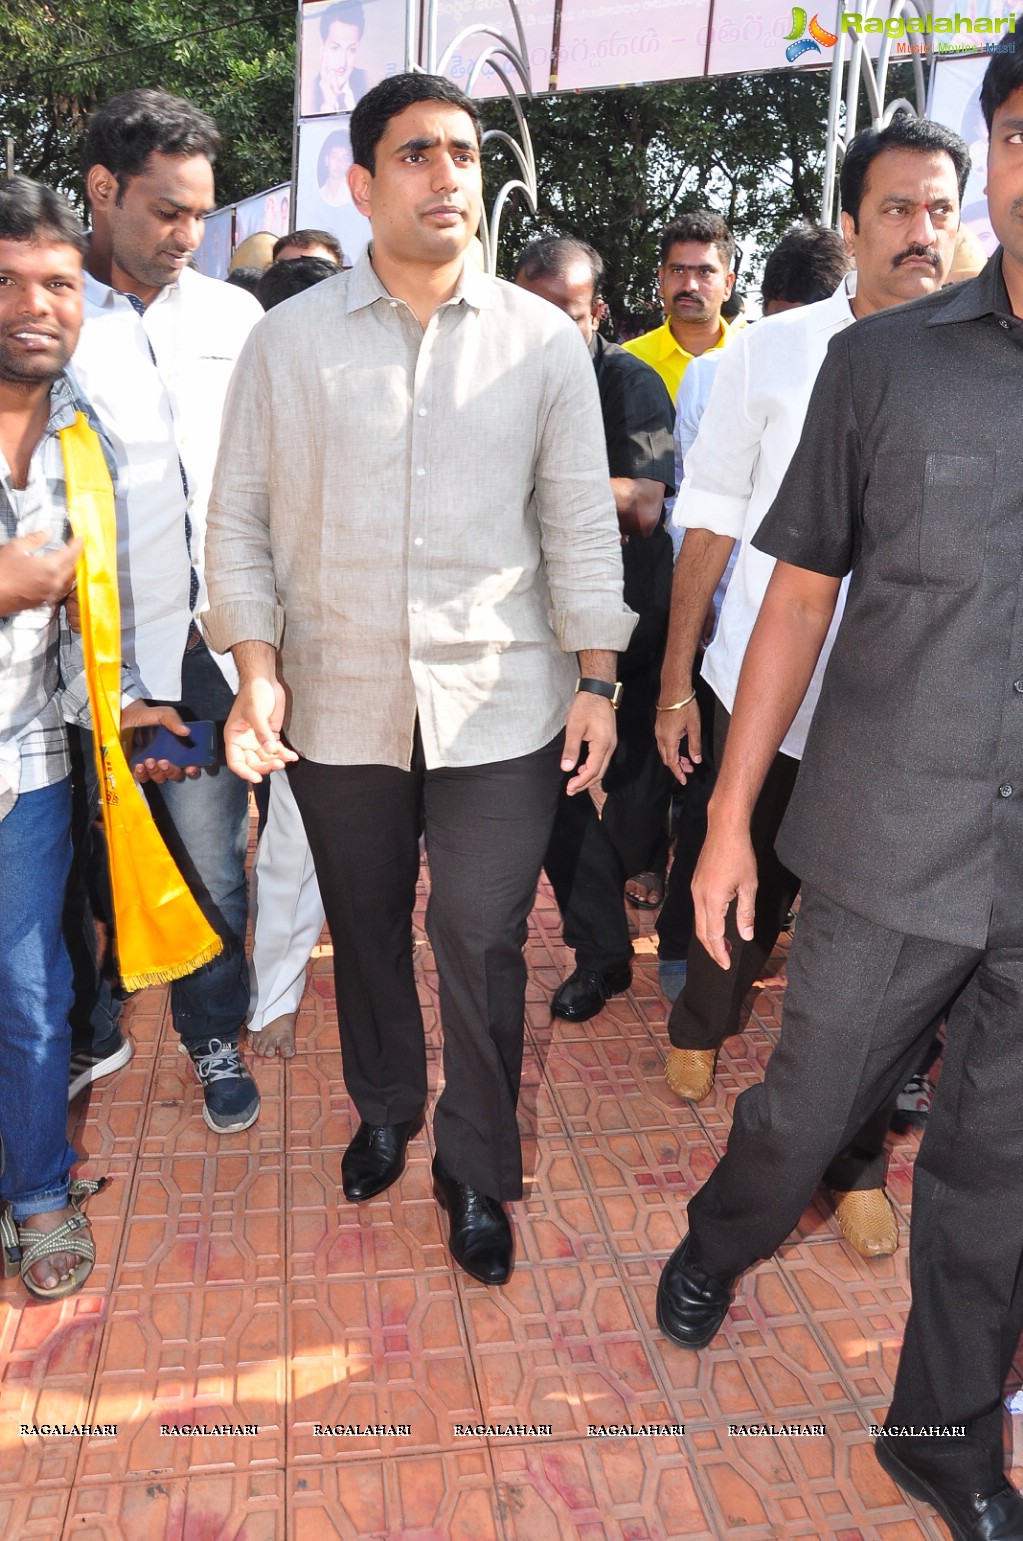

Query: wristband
left=576, top=676, right=623, bottom=709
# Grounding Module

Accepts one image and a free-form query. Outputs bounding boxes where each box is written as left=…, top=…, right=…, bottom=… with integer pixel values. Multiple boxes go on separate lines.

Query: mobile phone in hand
left=124, top=720, right=217, bottom=771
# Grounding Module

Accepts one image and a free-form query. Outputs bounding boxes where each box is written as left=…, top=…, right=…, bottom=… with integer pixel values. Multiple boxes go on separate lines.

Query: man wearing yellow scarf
left=0, top=177, right=209, bottom=1301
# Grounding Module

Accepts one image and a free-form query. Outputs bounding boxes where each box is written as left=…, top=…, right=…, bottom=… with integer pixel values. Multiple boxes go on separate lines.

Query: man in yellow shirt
left=624, top=210, right=736, bottom=400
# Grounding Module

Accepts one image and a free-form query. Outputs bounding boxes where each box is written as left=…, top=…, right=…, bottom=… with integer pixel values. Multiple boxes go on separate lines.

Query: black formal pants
left=669, top=701, right=894, bottom=1190
left=287, top=732, right=564, bottom=1202
left=542, top=663, right=663, bottom=975
left=656, top=674, right=719, bottom=961
left=668, top=698, right=801, bottom=1051
left=687, top=886, right=1023, bottom=1487
left=543, top=526, right=674, bottom=972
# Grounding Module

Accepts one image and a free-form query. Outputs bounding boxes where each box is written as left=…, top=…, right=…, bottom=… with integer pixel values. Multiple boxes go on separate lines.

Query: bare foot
left=20, top=1206, right=81, bottom=1292
left=624, top=871, right=664, bottom=908
left=249, top=1013, right=297, bottom=1058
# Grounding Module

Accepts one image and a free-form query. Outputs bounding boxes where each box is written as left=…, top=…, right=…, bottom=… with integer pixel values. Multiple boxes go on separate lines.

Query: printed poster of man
left=299, top=0, right=406, bottom=116
left=295, top=118, right=369, bottom=265
left=195, top=207, right=234, bottom=280
left=234, top=185, right=292, bottom=248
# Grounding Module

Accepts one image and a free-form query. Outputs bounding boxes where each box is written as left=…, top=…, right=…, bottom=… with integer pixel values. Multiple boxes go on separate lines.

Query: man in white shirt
left=653, top=226, right=849, bottom=1006
left=654, top=113, right=969, bottom=1258
left=69, top=90, right=263, bottom=1133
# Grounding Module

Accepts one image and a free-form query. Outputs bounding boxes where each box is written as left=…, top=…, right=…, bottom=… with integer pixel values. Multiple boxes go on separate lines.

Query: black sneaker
left=185, top=1037, right=260, bottom=1133
left=68, top=1030, right=133, bottom=1102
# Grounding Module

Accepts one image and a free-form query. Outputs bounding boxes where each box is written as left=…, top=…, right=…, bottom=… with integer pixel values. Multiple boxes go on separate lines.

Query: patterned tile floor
left=1, top=864, right=1009, bottom=1539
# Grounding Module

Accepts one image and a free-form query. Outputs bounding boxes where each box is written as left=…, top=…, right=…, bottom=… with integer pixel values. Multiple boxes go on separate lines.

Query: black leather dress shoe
left=876, top=1435, right=1023, bottom=1540
left=432, top=1156, right=513, bottom=1285
left=655, top=1234, right=736, bottom=1349
left=341, top=1115, right=424, bottom=1202
left=550, top=963, right=632, bottom=1022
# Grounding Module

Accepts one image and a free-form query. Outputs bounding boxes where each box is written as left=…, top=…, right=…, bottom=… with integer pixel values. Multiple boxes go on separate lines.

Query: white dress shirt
left=670, top=350, right=737, bottom=636
left=70, top=266, right=261, bottom=699
left=674, top=277, right=856, bottom=759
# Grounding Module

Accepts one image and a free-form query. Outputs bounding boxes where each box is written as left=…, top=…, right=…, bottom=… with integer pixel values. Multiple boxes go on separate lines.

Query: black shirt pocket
left=868, top=451, right=993, bottom=590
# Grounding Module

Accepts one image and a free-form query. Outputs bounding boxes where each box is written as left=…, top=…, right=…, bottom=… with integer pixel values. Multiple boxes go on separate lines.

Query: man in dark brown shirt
left=656, top=41, right=1023, bottom=1540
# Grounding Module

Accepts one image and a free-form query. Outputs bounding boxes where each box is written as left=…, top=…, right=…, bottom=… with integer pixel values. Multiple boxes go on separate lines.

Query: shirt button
left=413, top=536, right=423, bottom=546
left=999, top=318, right=1011, bottom=329
left=411, top=600, right=422, bottom=612
left=389, top=300, right=398, bottom=308
left=999, top=783, right=1014, bottom=798
left=417, top=407, right=427, bottom=417
left=1014, top=679, right=1023, bottom=694
left=416, top=467, right=426, bottom=476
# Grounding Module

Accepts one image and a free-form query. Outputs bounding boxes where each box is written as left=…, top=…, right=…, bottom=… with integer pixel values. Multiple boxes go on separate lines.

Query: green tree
left=0, top=1, right=296, bottom=209
left=484, top=70, right=832, bottom=331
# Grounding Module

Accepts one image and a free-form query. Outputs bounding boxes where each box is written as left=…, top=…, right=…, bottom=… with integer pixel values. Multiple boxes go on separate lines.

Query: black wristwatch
left=575, top=676, right=623, bottom=709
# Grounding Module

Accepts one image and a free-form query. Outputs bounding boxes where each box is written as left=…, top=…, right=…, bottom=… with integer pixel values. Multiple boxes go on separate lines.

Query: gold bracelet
left=656, top=690, right=697, bottom=712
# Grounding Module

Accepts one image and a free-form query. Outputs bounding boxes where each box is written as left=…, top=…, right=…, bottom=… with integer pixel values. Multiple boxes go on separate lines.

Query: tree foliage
left=485, top=71, right=832, bottom=330
left=0, top=2, right=834, bottom=325
left=0, top=1, right=296, bottom=209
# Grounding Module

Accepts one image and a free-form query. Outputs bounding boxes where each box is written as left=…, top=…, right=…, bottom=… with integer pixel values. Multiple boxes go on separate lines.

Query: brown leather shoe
left=665, top=1048, right=716, bottom=1102
left=832, top=1187, right=898, bottom=1257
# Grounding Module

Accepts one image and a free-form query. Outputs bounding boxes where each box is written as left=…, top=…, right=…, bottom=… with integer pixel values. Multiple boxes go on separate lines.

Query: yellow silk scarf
left=60, top=411, right=223, bottom=990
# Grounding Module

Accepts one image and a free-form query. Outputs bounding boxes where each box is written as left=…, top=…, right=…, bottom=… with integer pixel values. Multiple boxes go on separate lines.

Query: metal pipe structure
left=419, top=0, right=538, bottom=273
left=820, top=0, right=932, bottom=226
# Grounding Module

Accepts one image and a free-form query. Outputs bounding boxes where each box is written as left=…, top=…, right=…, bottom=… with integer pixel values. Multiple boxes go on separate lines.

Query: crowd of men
left=2, top=38, right=1023, bottom=1538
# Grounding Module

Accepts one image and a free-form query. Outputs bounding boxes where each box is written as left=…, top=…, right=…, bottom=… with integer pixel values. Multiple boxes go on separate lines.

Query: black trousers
left=542, top=660, right=668, bottom=974
left=543, top=526, right=674, bottom=972
left=656, top=674, right=719, bottom=961
left=287, top=733, right=563, bottom=1201
left=668, top=698, right=801, bottom=1050
left=687, top=886, right=1022, bottom=1489
left=669, top=699, right=894, bottom=1191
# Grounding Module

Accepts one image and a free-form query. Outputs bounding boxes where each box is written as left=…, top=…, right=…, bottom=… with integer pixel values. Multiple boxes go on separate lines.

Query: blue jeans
left=144, top=642, right=250, bottom=1050
left=66, top=727, right=125, bottom=1049
left=0, top=777, right=78, bottom=1220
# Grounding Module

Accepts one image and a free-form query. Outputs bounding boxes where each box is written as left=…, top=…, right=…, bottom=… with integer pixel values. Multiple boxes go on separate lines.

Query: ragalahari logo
left=784, top=7, right=839, bottom=61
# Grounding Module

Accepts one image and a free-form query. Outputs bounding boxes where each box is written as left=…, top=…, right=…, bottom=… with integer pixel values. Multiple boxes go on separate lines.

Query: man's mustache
left=892, top=244, right=941, bottom=269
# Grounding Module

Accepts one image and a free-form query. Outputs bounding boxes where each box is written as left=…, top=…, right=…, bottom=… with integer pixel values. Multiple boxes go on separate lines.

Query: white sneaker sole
left=201, top=1102, right=260, bottom=1134
left=68, top=1037, right=133, bottom=1103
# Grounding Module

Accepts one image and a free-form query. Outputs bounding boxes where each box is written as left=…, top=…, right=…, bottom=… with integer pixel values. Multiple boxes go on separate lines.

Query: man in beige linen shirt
left=203, top=73, right=635, bottom=1287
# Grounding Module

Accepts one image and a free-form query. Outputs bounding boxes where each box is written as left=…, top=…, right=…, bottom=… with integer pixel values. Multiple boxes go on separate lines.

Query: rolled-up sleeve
left=532, top=327, right=637, bottom=654
left=201, top=329, right=285, bottom=655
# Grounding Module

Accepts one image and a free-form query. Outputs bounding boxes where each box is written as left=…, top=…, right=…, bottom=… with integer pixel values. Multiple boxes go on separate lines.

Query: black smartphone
left=124, top=720, right=217, bottom=771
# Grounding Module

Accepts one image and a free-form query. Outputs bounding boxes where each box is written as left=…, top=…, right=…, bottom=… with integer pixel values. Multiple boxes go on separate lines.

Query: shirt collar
left=83, top=264, right=182, bottom=313
left=346, top=246, right=497, bottom=316
left=927, top=249, right=1014, bottom=326
left=48, top=372, right=81, bottom=433
left=657, top=316, right=728, bottom=362
left=804, top=272, right=858, bottom=332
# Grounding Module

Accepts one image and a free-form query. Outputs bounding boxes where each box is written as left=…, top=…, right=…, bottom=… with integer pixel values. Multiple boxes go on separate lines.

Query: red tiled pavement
left=1, top=860, right=1004, bottom=1539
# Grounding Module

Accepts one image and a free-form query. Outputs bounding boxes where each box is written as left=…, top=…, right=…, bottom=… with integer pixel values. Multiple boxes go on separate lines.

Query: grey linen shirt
left=753, top=252, right=1023, bottom=949
left=203, top=251, right=636, bottom=770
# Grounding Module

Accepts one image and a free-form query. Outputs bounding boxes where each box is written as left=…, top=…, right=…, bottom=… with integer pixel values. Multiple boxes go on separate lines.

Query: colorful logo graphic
left=784, top=7, right=839, bottom=61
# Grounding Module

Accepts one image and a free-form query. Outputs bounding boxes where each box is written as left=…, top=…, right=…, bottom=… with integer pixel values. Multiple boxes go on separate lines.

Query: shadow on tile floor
left=0, top=873, right=976, bottom=1539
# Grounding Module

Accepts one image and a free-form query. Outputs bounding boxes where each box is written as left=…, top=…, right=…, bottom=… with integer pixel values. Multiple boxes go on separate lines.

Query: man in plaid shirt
left=0, top=175, right=188, bottom=1300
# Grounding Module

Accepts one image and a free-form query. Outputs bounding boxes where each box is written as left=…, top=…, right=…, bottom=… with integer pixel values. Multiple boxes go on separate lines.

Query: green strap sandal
left=1, top=1177, right=106, bottom=1301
